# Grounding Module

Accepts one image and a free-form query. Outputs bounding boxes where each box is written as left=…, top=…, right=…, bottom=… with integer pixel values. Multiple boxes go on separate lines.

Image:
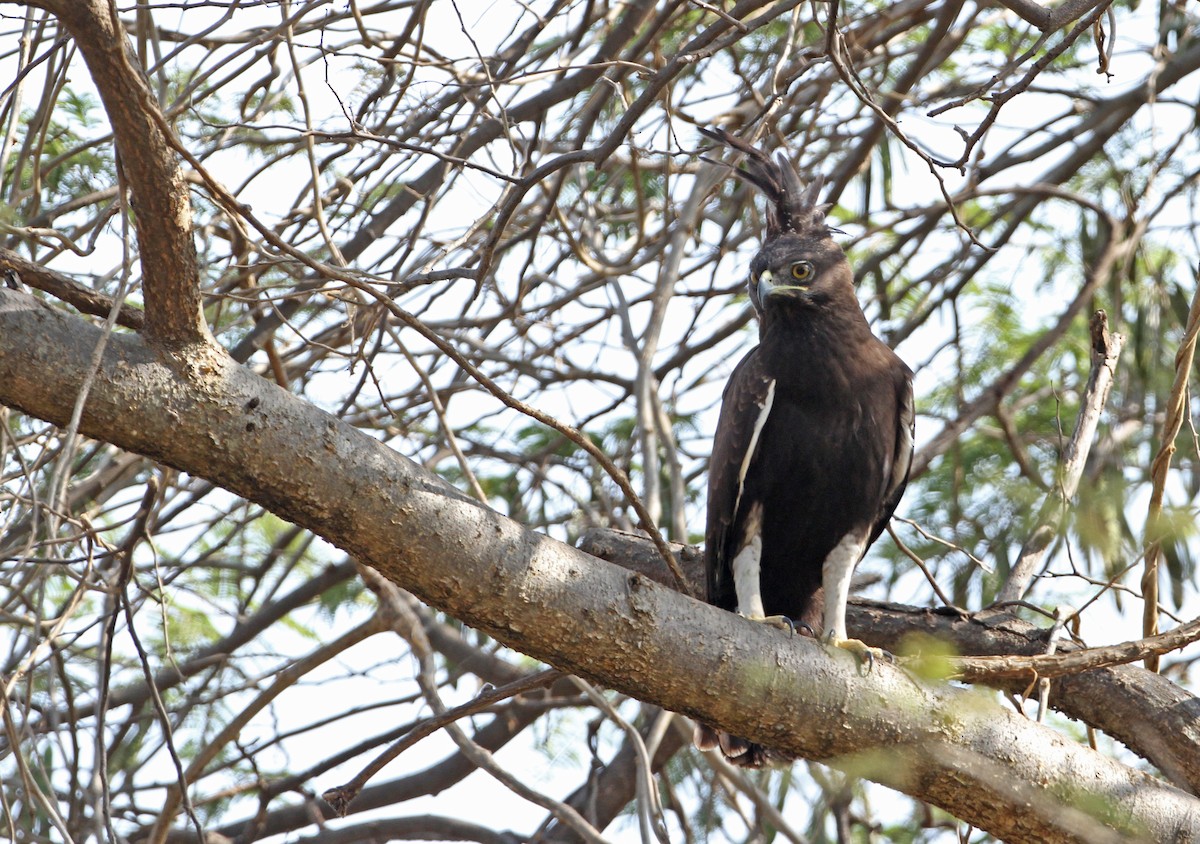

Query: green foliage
left=897, top=632, right=960, bottom=682
left=1071, top=470, right=1137, bottom=588
left=897, top=279, right=1088, bottom=604
left=158, top=600, right=222, bottom=650
left=5, top=88, right=113, bottom=211
left=316, top=572, right=366, bottom=618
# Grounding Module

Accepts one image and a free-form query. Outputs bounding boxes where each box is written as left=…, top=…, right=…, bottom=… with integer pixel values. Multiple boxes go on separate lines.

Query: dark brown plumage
left=695, top=128, right=914, bottom=767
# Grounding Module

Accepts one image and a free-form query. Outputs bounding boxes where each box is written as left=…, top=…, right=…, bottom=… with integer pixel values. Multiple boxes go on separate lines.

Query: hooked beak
left=757, top=269, right=807, bottom=302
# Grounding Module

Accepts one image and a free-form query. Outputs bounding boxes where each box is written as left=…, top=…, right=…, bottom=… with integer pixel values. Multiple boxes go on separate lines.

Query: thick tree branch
left=291, top=816, right=522, bottom=844
left=3, top=287, right=1199, bottom=843
left=856, top=602, right=1200, bottom=795
left=581, top=527, right=1200, bottom=795
left=995, top=0, right=1109, bottom=31
left=37, top=0, right=206, bottom=345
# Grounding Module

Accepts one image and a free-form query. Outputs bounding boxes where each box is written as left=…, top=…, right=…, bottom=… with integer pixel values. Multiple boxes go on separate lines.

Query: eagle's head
left=700, top=127, right=854, bottom=320
left=747, top=230, right=852, bottom=317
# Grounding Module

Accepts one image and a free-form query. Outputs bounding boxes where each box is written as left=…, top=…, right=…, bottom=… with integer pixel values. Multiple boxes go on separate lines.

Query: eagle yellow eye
left=790, top=261, right=814, bottom=281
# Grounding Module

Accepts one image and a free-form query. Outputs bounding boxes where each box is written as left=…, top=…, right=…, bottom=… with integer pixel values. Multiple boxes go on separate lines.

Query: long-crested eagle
left=694, top=128, right=915, bottom=767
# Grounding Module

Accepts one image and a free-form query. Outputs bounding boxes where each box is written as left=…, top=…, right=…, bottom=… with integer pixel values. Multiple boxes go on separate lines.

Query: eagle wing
left=704, top=347, right=775, bottom=609
left=867, top=361, right=915, bottom=550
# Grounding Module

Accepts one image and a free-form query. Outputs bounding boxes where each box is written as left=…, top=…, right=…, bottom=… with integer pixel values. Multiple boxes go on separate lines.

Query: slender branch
left=147, top=615, right=385, bottom=843
left=944, top=0, right=1116, bottom=169
left=367, top=569, right=611, bottom=844
left=125, top=112, right=692, bottom=595
left=949, top=615, right=1200, bottom=682
left=1141, top=271, right=1200, bottom=671
left=696, top=735, right=812, bottom=844
left=997, top=311, right=1125, bottom=603
left=323, top=648, right=563, bottom=813
left=569, top=677, right=668, bottom=844
left=220, top=692, right=557, bottom=840
left=0, top=248, right=143, bottom=329
left=913, top=226, right=1128, bottom=478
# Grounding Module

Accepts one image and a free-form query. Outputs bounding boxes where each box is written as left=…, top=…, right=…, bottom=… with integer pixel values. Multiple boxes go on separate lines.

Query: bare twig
left=948, top=613, right=1200, bottom=682
left=323, top=665, right=564, bottom=814
left=997, top=311, right=1125, bottom=603
left=364, top=569, right=610, bottom=844
left=887, top=524, right=965, bottom=612
left=147, top=618, right=386, bottom=843
left=569, top=678, right=668, bottom=844
left=1141, top=271, right=1200, bottom=671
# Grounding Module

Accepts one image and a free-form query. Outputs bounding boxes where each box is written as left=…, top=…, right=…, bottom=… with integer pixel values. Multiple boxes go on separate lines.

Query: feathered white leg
left=732, top=506, right=793, bottom=632
left=822, top=530, right=888, bottom=671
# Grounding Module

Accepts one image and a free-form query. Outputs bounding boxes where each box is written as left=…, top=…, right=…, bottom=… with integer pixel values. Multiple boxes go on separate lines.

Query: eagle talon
left=740, top=613, right=797, bottom=635
left=825, top=635, right=892, bottom=675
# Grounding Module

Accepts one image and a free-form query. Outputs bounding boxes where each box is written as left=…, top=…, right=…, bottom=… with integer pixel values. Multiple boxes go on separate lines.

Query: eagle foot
left=825, top=635, right=894, bottom=675
left=740, top=613, right=802, bottom=636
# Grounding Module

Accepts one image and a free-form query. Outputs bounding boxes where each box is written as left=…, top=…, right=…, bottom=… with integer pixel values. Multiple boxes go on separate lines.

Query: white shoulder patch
left=736, top=379, right=776, bottom=500
left=892, top=385, right=915, bottom=494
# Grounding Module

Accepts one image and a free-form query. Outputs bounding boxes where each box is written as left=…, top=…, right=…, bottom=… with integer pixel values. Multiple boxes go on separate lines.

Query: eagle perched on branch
left=695, top=128, right=915, bottom=767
